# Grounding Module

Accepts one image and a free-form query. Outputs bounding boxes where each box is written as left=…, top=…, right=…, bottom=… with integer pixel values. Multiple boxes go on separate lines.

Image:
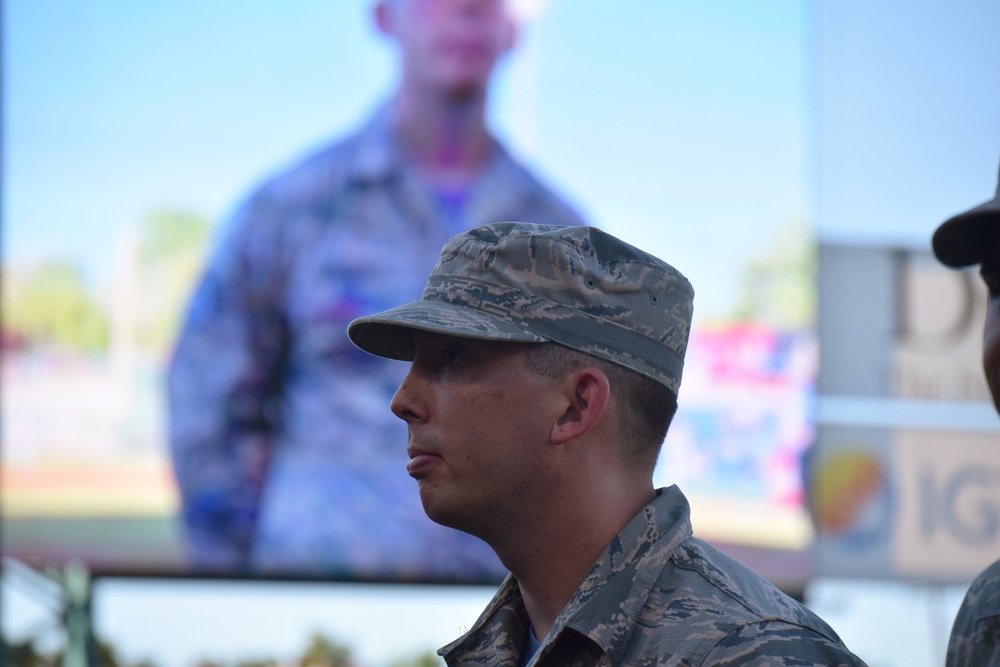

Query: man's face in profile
left=980, top=259, right=1000, bottom=412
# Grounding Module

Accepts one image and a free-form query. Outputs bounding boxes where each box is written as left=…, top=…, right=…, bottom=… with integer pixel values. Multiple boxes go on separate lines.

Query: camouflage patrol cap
left=348, top=222, right=694, bottom=395
left=933, top=158, right=1000, bottom=268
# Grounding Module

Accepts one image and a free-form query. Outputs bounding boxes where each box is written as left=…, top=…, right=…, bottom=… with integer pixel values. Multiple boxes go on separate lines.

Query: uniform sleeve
left=946, top=562, right=1000, bottom=667
left=167, top=198, right=290, bottom=571
left=701, top=620, right=869, bottom=667
left=947, top=615, right=1000, bottom=667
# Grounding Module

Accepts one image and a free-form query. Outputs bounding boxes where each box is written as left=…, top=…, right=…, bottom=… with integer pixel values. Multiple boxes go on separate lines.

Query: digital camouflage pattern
left=946, top=558, right=1000, bottom=667
left=348, top=222, right=694, bottom=396
left=439, top=486, right=867, bottom=667
left=168, top=104, right=584, bottom=576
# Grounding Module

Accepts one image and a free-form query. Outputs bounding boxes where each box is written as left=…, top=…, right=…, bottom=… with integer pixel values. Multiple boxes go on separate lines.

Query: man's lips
left=406, top=448, right=442, bottom=477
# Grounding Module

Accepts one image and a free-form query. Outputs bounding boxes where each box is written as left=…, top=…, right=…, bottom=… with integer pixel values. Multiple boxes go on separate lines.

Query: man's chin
left=419, top=491, right=480, bottom=536
left=435, top=72, right=491, bottom=100
left=418, top=487, right=451, bottom=526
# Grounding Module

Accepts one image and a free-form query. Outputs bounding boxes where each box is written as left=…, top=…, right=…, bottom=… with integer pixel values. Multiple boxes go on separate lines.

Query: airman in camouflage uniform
left=933, top=160, right=1000, bottom=667
left=349, top=223, right=867, bottom=666
left=167, top=0, right=584, bottom=578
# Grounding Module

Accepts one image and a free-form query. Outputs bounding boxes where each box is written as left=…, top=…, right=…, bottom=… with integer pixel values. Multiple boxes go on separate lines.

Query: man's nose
left=390, top=368, right=424, bottom=424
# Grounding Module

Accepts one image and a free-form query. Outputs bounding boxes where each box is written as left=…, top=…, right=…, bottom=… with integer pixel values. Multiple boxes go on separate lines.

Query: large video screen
left=2, top=1, right=814, bottom=585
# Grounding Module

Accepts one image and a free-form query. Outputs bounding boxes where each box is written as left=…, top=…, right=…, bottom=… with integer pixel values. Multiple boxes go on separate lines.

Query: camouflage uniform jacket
left=167, top=102, right=584, bottom=578
left=946, top=558, right=1000, bottom=667
left=440, top=486, right=867, bottom=667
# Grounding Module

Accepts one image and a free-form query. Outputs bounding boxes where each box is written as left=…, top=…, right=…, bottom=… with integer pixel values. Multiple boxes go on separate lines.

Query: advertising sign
left=813, top=244, right=1000, bottom=582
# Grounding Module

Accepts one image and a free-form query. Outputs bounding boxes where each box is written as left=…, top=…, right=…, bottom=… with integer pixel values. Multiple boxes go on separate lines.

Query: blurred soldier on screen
left=933, top=159, right=1000, bottom=667
left=168, top=0, right=584, bottom=577
left=348, top=223, right=866, bottom=666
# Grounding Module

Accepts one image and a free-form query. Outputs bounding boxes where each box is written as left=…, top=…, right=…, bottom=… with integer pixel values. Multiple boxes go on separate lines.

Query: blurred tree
left=730, top=217, right=816, bottom=330
left=1, top=635, right=56, bottom=666
left=299, top=632, right=353, bottom=667
left=387, top=649, right=443, bottom=667
left=51, top=638, right=124, bottom=667
left=132, top=208, right=213, bottom=358
left=95, top=639, right=125, bottom=667
left=2, top=262, right=109, bottom=353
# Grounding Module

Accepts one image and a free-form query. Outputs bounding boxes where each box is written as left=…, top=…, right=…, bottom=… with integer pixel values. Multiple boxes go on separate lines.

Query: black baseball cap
left=932, top=159, right=1000, bottom=268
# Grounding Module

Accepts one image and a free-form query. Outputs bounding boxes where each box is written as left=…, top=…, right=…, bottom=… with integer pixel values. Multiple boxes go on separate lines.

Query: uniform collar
left=346, top=100, right=540, bottom=229
left=439, top=573, right=529, bottom=667
left=440, top=486, right=694, bottom=666
left=557, top=486, right=693, bottom=662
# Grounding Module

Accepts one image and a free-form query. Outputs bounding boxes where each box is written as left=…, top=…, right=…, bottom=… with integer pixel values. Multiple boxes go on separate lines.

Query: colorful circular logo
left=809, top=449, right=891, bottom=547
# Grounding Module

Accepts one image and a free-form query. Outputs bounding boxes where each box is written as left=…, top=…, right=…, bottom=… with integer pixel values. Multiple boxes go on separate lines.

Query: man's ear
left=550, top=367, right=610, bottom=444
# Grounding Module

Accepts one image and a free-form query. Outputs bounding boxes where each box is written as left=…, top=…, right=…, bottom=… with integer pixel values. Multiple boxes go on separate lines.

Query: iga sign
left=895, top=429, right=1000, bottom=579
left=808, top=426, right=1000, bottom=582
left=814, top=244, right=999, bottom=582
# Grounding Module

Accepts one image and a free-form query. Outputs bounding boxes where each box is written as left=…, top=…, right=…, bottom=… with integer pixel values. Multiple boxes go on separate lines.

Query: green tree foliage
left=133, top=208, right=213, bottom=357
left=730, top=217, right=816, bottom=330
left=94, top=638, right=125, bottom=667
left=299, top=632, right=354, bottom=667
left=4, top=636, right=139, bottom=667
left=51, top=638, right=127, bottom=667
left=3, top=262, right=109, bottom=353
left=1, top=636, right=56, bottom=667
left=386, top=649, right=443, bottom=667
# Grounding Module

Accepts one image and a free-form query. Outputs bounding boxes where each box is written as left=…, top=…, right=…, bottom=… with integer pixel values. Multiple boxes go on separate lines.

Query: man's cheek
left=984, top=334, right=1000, bottom=410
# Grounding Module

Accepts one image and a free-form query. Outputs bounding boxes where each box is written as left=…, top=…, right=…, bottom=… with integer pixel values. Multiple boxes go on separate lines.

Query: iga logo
left=809, top=450, right=892, bottom=547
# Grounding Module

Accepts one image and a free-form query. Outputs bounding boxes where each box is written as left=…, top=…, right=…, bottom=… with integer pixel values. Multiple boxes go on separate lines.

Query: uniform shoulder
left=493, top=145, right=588, bottom=227
left=206, top=128, right=365, bottom=272
left=622, top=536, right=865, bottom=665
left=244, top=131, right=360, bottom=212
left=522, top=168, right=588, bottom=227
left=969, top=557, right=1000, bottom=594
left=946, top=558, right=1000, bottom=666
left=663, top=537, right=842, bottom=642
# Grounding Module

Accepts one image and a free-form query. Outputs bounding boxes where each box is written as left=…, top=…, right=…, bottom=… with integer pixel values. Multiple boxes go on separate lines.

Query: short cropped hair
left=523, top=342, right=678, bottom=471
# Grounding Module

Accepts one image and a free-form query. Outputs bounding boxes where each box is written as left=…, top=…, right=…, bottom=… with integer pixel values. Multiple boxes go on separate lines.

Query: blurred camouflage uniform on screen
left=167, top=105, right=584, bottom=577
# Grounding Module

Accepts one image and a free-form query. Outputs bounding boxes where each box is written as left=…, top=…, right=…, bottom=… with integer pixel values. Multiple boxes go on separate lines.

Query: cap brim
left=932, top=199, right=1000, bottom=268
left=348, top=299, right=548, bottom=361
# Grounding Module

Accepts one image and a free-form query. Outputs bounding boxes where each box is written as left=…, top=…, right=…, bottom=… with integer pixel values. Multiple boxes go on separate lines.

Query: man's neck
left=512, top=530, right=608, bottom=642
left=497, top=483, right=657, bottom=641
left=391, top=88, right=493, bottom=189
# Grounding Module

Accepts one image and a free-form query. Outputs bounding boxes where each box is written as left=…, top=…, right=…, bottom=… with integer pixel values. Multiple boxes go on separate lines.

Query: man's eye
left=439, top=347, right=461, bottom=368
